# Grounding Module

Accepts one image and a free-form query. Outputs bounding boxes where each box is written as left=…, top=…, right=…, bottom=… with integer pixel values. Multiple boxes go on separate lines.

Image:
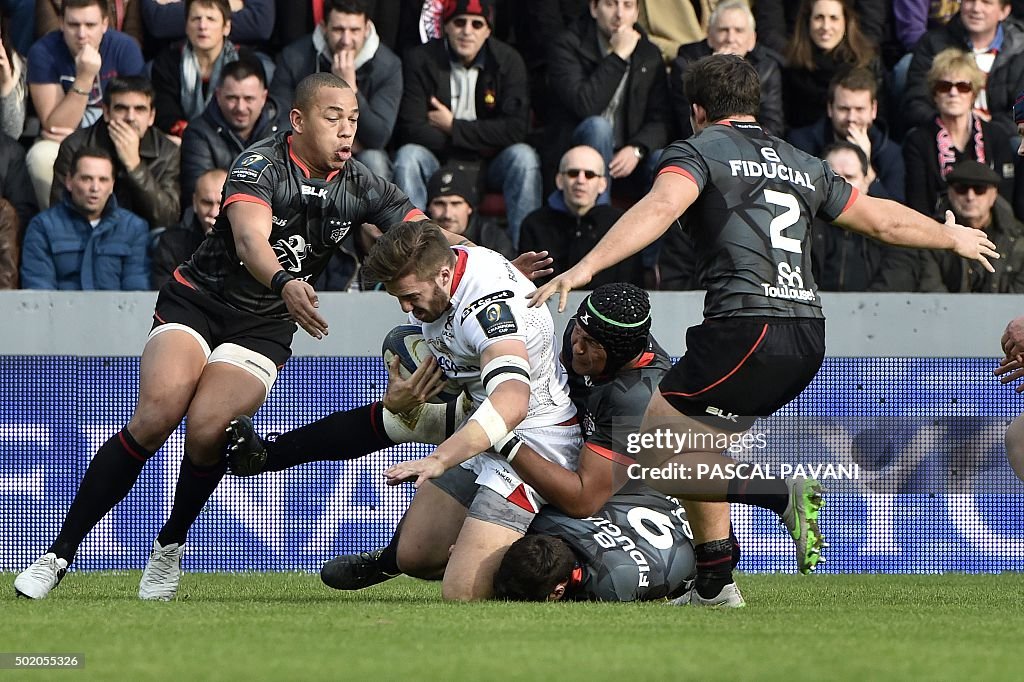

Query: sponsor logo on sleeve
left=476, top=301, right=518, bottom=338
left=461, top=290, right=514, bottom=323
left=230, top=153, right=271, bottom=183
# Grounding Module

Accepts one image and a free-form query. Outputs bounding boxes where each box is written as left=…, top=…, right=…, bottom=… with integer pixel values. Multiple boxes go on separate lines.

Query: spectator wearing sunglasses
left=519, top=145, right=644, bottom=288
left=918, top=159, right=1024, bottom=292
left=393, top=0, right=540, bottom=249
left=904, top=48, right=1018, bottom=219
left=903, top=0, right=1024, bottom=137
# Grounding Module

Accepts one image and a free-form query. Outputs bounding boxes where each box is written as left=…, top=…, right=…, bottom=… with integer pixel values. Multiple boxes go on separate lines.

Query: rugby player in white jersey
left=359, top=219, right=582, bottom=600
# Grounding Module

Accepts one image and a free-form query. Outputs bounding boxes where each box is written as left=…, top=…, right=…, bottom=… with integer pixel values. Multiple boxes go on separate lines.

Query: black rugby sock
left=377, top=521, right=404, bottom=576
left=726, top=476, right=789, bottom=516
left=694, top=539, right=735, bottom=599
left=156, top=455, right=226, bottom=547
left=264, top=403, right=394, bottom=472
left=730, top=528, right=742, bottom=569
left=49, top=428, right=152, bottom=562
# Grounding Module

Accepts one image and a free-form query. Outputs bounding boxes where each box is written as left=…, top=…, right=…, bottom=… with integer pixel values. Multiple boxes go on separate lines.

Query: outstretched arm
left=833, top=194, right=998, bottom=272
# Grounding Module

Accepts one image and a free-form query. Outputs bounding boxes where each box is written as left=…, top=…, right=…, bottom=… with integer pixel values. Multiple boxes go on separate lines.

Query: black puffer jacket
left=179, top=96, right=280, bottom=203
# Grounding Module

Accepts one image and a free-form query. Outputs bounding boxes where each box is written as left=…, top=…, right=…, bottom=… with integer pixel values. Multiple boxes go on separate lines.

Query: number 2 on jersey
left=764, top=189, right=801, bottom=254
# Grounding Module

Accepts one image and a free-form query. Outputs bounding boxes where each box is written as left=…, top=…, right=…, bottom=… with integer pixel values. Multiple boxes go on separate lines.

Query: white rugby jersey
left=413, top=245, right=576, bottom=430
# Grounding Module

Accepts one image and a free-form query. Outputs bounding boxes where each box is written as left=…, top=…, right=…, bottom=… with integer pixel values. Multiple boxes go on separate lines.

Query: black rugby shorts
left=659, top=317, right=825, bottom=432
left=152, top=274, right=296, bottom=367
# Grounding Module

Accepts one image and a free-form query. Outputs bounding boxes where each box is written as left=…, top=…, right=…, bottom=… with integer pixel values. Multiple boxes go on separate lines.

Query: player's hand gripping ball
left=382, top=325, right=463, bottom=403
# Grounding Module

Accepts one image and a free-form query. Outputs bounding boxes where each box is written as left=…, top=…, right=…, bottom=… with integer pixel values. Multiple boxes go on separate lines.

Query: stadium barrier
left=1, top=291, right=1022, bottom=573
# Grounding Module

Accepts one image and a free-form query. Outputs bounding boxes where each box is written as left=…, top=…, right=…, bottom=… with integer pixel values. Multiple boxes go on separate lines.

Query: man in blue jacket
left=21, top=146, right=150, bottom=290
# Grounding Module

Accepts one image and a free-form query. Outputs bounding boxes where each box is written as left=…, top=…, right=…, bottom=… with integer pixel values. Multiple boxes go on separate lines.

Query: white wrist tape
left=480, top=355, right=531, bottom=395
left=469, top=397, right=510, bottom=448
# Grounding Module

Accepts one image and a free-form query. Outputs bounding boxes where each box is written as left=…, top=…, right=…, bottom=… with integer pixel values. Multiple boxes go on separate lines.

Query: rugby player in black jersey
left=530, top=54, right=999, bottom=607
left=14, top=72, right=436, bottom=601
left=320, top=284, right=725, bottom=603
left=492, top=490, right=696, bottom=602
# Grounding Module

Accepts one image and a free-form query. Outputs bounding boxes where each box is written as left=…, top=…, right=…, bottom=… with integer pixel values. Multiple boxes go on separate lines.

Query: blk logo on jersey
left=301, top=185, right=328, bottom=199
left=230, top=153, right=271, bottom=183
left=273, top=235, right=311, bottom=273
left=705, top=405, right=739, bottom=422
left=476, top=301, right=518, bottom=338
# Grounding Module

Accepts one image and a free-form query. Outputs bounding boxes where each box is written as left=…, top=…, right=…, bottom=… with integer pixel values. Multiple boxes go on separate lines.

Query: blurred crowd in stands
left=2, top=0, right=1024, bottom=294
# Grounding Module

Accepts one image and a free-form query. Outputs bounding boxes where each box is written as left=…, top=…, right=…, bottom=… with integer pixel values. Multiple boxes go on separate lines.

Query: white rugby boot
left=138, top=540, right=185, bottom=601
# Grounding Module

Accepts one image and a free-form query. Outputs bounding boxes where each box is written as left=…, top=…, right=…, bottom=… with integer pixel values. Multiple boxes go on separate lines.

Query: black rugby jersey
left=561, top=320, right=672, bottom=461
left=179, top=131, right=419, bottom=319
left=659, top=120, right=855, bottom=319
left=530, top=490, right=695, bottom=602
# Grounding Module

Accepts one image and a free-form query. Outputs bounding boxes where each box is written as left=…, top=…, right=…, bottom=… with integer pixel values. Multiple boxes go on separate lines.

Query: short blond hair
left=927, top=48, right=986, bottom=96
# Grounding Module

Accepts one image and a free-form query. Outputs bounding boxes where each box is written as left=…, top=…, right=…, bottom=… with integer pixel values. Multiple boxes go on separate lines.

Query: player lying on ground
left=492, top=489, right=703, bottom=602
left=528, top=54, right=999, bottom=607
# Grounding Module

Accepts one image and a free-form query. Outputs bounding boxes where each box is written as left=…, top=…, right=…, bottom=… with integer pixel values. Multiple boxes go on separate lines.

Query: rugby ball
left=382, top=325, right=463, bottom=403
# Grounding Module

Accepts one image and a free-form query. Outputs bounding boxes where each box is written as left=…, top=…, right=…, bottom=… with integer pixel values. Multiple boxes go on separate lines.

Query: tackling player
left=324, top=284, right=731, bottom=605
left=15, top=73, right=426, bottom=601
left=530, top=54, right=1000, bottom=607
